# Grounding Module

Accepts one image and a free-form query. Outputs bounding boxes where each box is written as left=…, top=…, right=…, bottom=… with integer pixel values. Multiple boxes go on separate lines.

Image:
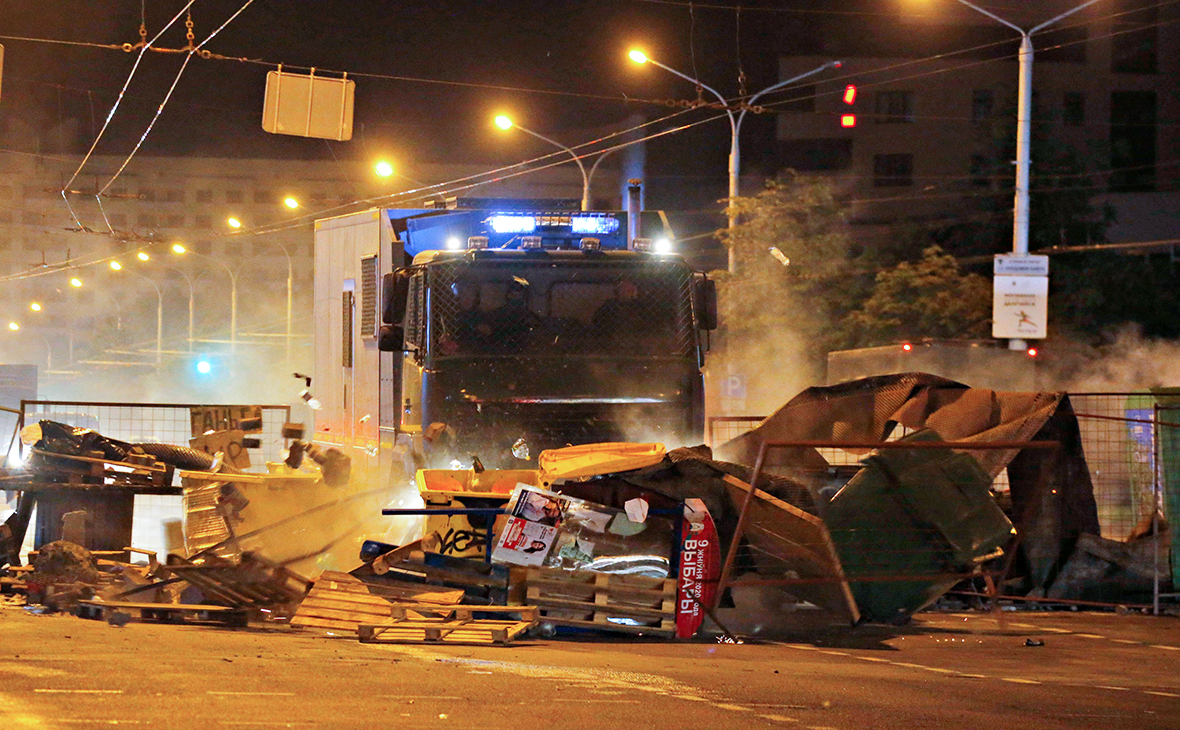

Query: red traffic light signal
left=840, top=84, right=857, bottom=127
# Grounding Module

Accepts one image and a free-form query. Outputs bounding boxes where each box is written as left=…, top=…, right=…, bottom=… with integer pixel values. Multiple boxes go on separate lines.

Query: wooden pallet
left=524, top=568, right=676, bottom=637
left=76, top=599, right=248, bottom=627
left=380, top=550, right=510, bottom=605
left=291, top=571, right=463, bottom=633
left=165, top=552, right=311, bottom=614
left=358, top=605, right=538, bottom=645
left=27, top=449, right=175, bottom=491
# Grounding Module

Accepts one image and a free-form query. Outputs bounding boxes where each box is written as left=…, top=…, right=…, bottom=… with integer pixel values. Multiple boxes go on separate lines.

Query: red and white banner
left=675, top=498, right=720, bottom=639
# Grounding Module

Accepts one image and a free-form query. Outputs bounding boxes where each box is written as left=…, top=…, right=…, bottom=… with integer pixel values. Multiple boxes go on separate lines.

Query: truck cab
left=313, top=199, right=715, bottom=484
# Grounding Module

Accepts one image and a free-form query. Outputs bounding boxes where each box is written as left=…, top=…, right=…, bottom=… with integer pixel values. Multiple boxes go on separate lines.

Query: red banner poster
left=675, top=498, right=720, bottom=639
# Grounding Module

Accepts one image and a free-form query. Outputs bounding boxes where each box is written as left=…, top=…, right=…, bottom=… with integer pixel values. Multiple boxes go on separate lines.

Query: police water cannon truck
left=312, top=193, right=716, bottom=480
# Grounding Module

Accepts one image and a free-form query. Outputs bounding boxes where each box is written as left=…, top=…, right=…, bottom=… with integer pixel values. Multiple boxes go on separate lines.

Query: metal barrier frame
left=713, top=438, right=1061, bottom=615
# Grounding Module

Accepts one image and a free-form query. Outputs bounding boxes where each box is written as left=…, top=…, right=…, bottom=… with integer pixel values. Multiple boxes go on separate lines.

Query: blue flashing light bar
left=488, top=215, right=537, bottom=234
left=571, top=215, right=621, bottom=235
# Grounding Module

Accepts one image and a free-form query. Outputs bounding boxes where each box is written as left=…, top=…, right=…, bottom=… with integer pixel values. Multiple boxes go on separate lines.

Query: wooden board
left=291, top=572, right=464, bottom=633
left=523, top=568, right=676, bottom=637
left=721, top=474, right=860, bottom=624
left=165, top=553, right=311, bottom=612
left=358, top=606, right=537, bottom=645
left=76, top=599, right=248, bottom=627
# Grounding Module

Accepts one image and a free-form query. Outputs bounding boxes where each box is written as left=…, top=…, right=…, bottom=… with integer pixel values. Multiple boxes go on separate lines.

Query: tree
left=714, top=171, right=864, bottom=345
left=840, top=246, right=993, bottom=348
left=710, top=172, right=866, bottom=405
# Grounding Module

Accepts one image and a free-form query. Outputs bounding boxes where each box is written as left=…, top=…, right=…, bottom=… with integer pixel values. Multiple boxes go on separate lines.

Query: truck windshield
left=427, top=258, right=696, bottom=358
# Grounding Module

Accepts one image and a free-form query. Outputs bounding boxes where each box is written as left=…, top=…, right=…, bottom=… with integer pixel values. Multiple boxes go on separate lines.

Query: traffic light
left=841, top=84, right=857, bottom=128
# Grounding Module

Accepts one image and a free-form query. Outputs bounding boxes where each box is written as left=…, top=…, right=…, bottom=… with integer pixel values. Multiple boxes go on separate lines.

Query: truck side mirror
left=693, top=278, right=717, bottom=331
left=378, top=324, right=404, bottom=352
left=382, top=271, right=410, bottom=325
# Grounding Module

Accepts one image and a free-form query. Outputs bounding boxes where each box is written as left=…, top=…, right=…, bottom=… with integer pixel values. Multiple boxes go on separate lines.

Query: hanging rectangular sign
left=992, top=275, right=1048, bottom=340
left=262, top=69, right=354, bottom=141
left=994, top=254, right=1049, bottom=277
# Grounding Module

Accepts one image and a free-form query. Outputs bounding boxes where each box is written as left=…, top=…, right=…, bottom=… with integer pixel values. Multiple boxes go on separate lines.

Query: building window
left=780, top=84, right=816, bottom=113
left=164, top=189, right=185, bottom=203
left=194, top=215, right=212, bottom=229
left=195, top=189, right=213, bottom=203
left=136, top=214, right=158, bottom=228
left=971, top=90, right=994, bottom=123
left=778, top=138, right=853, bottom=172
left=1063, top=93, right=1084, bottom=126
left=226, top=189, right=243, bottom=204
left=874, top=91, right=913, bottom=123
left=969, top=155, right=992, bottom=187
left=873, top=154, right=913, bottom=187
left=165, top=214, right=185, bottom=228
left=1110, top=90, right=1156, bottom=192
left=1112, top=3, right=1158, bottom=74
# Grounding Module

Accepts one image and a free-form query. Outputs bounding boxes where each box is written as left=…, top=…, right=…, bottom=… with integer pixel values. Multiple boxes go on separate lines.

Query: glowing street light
left=110, top=261, right=122, bottom=271
left=629, top=49, right=839, bottom=271
left=70, top=277, right=82, bottom=288
left=137, top=252, right=150, bottom=262
left=227, top=217, right=242, bottom=229
left=172, top=243, right=237, bottom=351
left=374, top=161, right=394, bottom=178
left=284, top=197, right=299, bottom=209
left=29, top=302, right=42, bottom=312
left=8, top=322, right=19, bottom=332
left=495, top=115, right=590, bottom=211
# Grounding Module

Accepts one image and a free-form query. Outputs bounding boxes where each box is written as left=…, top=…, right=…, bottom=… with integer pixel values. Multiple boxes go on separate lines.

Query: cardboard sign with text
left=190, top=406, right=263, bottom=438
left=190, top=429, right=251, bottom=471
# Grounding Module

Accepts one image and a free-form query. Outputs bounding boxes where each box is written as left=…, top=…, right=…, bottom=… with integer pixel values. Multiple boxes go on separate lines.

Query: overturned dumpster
left=713, top=372, right=1109, bottom=616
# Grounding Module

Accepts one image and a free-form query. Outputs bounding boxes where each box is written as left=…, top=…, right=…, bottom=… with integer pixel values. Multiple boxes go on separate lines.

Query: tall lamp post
left=158, top=264, right=196, bottom=353
left=6, top=323, right=52, bottom=372
left=939, top=0, right=1104, bottom=350
left=629, top=51, right=840, bottom=271
left=111, top=260, right=163, bottom=366
left=172, top=243, right=237, bottom=352
left=495, top=115, right=590, bottom=211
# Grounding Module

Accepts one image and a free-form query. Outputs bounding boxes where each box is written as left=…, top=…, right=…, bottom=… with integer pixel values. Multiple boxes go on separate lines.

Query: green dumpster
left=825, top=429, right=1015, bottom=623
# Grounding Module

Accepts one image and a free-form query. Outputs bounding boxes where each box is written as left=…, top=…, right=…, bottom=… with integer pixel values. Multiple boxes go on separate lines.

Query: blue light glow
left=196, top=360, right=212, bottom=374
left=571, top=215, right=621, bottom=235
left=488, top=215, right=536, bottom=234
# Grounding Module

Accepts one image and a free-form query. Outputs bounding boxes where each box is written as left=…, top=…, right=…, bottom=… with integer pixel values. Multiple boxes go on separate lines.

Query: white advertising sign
left=992, top=275, right=1048, bottom=340
left=994, top=254, right=1050, bottom=277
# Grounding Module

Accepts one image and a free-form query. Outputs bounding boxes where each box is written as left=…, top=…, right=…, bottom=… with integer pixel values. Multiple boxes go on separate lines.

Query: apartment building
left=772, top=0, right=1178, bottom=253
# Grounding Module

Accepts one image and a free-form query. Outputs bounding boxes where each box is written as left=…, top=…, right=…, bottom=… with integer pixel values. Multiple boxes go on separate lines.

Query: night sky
left=1, top=0, right=804, bottom=169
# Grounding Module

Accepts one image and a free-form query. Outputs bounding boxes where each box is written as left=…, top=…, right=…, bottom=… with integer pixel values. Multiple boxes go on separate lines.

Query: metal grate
left=426, top=258, right=696, bottom=359
left=341, top=290, right=354, bottom=368
left=360, top=255, right=378, bottom=339
left=20, top=401, right=292, bottom=483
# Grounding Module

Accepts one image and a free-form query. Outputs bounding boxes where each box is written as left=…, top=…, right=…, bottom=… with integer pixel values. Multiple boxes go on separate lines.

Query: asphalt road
left=3, top=603, right=1179, bottom=730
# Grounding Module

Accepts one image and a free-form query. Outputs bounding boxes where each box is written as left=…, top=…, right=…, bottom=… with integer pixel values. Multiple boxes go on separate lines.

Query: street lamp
left=629, top=50, right=840, bottom=271
left=172, top=243, right=238, bottom=352
left=112, top=259, right=164, bottom=365
left=69, top=276, right=123, bottom=330
left=7, top=323, right=53, bottom=372
left=937, top=0, right=1105, bottom=350
left=495, top=115, right=590, bottom=211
